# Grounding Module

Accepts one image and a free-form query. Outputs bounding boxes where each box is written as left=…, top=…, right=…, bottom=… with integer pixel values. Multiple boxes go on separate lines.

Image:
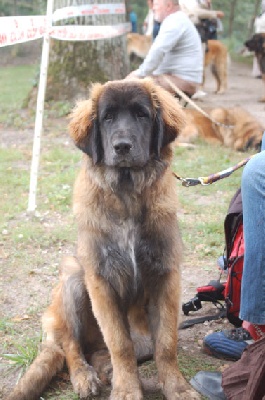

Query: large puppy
left=245, top=33, right=265, bottom=102
left=203, top=40, right=228, bottom=94
left=8, top=79, right=199, bottom=400
left=178, top=107, right=264, bottom=151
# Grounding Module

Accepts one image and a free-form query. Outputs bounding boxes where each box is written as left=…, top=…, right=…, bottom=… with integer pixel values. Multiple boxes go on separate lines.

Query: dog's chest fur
left=94, top=186, right=169, bottom=306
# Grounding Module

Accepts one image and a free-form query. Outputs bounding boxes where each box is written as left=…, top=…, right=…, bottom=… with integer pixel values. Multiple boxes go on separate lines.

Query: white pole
left=27, top=0, right=54, bottom=212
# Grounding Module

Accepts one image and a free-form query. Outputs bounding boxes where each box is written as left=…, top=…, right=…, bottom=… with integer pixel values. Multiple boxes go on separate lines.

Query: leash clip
left=198, top=177, right=210, bottom=186
left=181, top=178, right=201, bottom=187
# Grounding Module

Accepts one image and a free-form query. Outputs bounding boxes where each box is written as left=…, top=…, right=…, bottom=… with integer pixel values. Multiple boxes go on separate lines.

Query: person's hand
left=216, top=11, right=224, bottom=19
left=125, top=70, right=141, bottom=79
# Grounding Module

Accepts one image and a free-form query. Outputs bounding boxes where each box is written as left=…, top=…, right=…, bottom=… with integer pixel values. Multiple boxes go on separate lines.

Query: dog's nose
left=113, top=140, right=132, bottom=155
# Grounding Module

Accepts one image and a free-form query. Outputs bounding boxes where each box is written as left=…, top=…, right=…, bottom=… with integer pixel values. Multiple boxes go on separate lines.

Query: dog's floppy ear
left=68, top=84, right=104, bottom=164
left=143, top=79, right=186, bottom=152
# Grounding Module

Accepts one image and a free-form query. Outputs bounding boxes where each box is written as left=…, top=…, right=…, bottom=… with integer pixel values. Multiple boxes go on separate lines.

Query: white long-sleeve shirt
left=137, top=11, right=203, bottom=84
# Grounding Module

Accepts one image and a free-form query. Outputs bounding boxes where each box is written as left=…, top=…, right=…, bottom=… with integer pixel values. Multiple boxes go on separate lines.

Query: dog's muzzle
left=113, top=139, right=133, bottom=156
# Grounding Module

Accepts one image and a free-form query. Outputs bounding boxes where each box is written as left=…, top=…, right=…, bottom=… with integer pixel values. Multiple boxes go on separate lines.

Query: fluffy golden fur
left=127, top=33, right=152, bottom=59
left=203, top=40, right=228, bottom=94
left=245, top=33, right=265, bottom=102
left=8, top=79, right=200, bottom=400
left=177, top=107, right=264, bottom=151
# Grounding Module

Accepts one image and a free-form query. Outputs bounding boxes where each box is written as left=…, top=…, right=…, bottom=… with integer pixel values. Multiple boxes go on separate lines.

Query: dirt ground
left=0, top=57, right=265, bottom=399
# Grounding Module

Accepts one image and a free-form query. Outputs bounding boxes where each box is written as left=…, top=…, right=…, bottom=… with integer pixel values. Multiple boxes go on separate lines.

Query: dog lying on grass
left=178, top=106, right=264, bottom=151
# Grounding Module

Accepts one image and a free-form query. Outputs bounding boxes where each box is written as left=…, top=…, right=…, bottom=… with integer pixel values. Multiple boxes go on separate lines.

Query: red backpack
left=181, top=188, right=244, bottom=329
left=223, top=189, right=243, bottom=327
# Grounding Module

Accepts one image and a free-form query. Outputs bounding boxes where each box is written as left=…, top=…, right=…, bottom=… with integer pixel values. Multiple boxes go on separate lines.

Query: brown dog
left=127, top=33, right=152, bottom=59
left=245, top=33, right=265, bottom=102
left=178, top=107, right=264, bottom=151
left=8, top=79, right=199, bottom=400
left=203, top=40, right=228, bottom=94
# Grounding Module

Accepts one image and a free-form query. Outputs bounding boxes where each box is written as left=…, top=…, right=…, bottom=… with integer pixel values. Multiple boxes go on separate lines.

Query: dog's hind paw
left=70, top=364, right=102, bottom=398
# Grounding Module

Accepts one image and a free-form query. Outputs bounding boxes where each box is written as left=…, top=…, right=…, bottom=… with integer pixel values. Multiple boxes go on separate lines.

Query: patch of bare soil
left=0, top=59, right=264, bottom=399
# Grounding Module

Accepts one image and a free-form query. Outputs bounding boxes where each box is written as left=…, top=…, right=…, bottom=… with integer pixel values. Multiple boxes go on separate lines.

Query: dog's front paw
left=110, top=387, right=143, bottom=400
left=162, top=371, right=200, bottom=400
left=70, top=363, right=101, bottom=398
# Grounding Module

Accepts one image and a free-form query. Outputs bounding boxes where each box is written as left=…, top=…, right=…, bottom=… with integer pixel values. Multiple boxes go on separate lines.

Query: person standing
left=129, top=7, right=138, bottom=33
left=252, top=0, right=265, bottom=77
left=143, top=0, right=154, bottom=35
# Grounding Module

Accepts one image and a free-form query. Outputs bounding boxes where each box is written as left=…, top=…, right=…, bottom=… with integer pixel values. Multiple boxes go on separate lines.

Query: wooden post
left=27, top=0, right=54, bottom=212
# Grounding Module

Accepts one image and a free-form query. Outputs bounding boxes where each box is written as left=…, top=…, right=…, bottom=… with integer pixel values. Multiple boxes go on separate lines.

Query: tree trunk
left=46, top=0, right=130, bottom=101
left=228, top=0, right=237, bottom=38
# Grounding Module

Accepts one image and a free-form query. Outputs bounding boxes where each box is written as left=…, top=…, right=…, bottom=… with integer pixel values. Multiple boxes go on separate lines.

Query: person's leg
left=240, top=148, right=265, bottom=326
left=203, top=133, right=265, bottom=359
left=151, top=74, right=198, bottom=97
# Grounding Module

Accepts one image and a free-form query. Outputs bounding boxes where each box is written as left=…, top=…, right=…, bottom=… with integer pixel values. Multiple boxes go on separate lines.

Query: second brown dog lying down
left=177, top=107, right=264, bottom=151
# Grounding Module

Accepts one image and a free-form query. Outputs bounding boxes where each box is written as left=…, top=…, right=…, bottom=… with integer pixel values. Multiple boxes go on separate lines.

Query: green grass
left=0, top=62, right=253, bottom=399
left=0, top=65, right=38, bottom=111
left=2, top=336, right=40, bottom=380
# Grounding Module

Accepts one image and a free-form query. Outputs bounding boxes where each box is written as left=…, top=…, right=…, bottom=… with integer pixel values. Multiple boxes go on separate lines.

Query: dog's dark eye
left=104, top=112, right=113, bottom=121
left=133, top=107, right=149, bottom=118
left=136, top=110, right=147, bottom=118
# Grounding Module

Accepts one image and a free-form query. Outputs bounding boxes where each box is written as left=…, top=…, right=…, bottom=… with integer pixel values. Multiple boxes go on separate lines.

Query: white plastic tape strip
left=50, top=22, right=131, bottom=41
left=53, top=3, right=125, bottom=22
left=0, top=15, right=130, bottom=47
left=0, top=16, right=47, bottom=47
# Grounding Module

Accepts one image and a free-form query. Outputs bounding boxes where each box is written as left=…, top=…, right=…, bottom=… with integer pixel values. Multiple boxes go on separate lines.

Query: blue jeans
left=239, top=132, right=265, bottom=324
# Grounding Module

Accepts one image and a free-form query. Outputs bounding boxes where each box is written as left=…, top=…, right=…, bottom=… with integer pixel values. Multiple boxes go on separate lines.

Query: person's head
left=153, top=0, right=179, bottom=23
left=147, top=0, right=153, bottom=9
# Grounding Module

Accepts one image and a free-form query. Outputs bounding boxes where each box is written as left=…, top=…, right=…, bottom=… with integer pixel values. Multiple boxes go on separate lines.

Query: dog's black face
left=245, top=33, right=265, bottom=54
left=70, top=79, right=185, bottom=170
left=89, top=83, right=162, bottom=168
left=97, top=86, right=153, bottom=168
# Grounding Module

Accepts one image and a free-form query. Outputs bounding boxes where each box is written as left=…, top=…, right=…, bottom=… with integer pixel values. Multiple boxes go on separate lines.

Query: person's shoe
left=242, top=321, right=265, bottom=341
left=203, top=328, right=254, bottom=361
left=190, top=371, right=226, bottom=400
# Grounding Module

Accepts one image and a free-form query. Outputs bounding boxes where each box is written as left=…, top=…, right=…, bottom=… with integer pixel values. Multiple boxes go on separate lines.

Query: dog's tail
left=6, top=342, right=65, bottom=400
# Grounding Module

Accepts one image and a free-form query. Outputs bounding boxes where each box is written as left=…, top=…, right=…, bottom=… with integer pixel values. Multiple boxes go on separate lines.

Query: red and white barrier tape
left=0, top=13, right=130, bottom=47
left=0, top=16, right=47, bottom=47
left=50, top=23, right=130, bottom=41
left=53, top=3, right=125, bottom=22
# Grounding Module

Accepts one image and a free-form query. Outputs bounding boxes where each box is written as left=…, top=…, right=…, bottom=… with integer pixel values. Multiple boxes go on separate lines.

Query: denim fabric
left=239, top=132, right=265, bottom=324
